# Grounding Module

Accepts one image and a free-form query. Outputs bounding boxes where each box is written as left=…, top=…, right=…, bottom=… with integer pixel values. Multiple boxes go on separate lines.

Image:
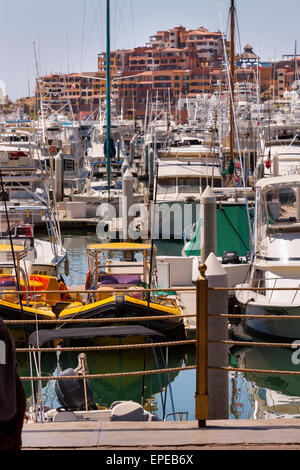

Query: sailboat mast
left=229, top=0, right=235, bottom=161
left=106, top=0, right=111, bottom=196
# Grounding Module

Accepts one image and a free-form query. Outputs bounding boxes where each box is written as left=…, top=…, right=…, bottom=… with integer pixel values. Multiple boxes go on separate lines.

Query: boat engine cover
left=55, top=368, right=96, bottom=411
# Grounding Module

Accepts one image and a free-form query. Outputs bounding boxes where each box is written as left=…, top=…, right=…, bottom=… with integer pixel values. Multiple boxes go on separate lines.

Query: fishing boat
left=0, top=243, right=60, bottom=342
left=1, top=242, right=184, bottom=342
left=235, top=174, right=300, bottom=340
left=59, top=242, right=185, bottom=339
left=0, top=132, right=67, bottom=275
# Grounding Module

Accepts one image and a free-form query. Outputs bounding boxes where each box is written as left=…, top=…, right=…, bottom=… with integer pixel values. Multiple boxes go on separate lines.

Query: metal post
left=195, top=264, right=209, bottom=428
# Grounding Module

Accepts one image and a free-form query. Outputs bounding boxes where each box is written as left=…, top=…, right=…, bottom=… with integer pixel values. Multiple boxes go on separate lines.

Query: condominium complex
left=35, top=25, right=300, bottom=121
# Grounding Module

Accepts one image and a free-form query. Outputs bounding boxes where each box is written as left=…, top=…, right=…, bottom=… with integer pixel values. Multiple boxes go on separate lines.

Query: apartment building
left=36, top=23, right=300, bottom=122
left=36, top=71, right=107, bottom=119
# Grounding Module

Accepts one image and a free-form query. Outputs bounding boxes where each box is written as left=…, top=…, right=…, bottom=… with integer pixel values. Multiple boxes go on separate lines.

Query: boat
left=0, top=243, right=59, bottom=342
left=156, top=132, right=223, bottom=203
left=235, top=174, right=300, bottom=340
left=58, top=242, right=185, bottom=339
left=0, top=133, right=67, bottom=275
left=0, top=242, right=184, bottom=342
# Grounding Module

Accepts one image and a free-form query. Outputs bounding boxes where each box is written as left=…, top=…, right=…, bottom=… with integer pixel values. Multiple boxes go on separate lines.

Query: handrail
left=10, top=279, right=300, bottom=424
left=16, top=339, right=195, bottom=353
left=0, top=287, right=196, bottom=294
left=3, top=313, right=196, bottom=324
left=2, top=285, right=300, bottom=294
left=19, top=364, right=196, bottom=382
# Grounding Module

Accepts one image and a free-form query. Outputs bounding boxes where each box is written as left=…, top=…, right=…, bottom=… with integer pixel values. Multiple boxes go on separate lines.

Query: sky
left=1, top=0, right=300, bottom=101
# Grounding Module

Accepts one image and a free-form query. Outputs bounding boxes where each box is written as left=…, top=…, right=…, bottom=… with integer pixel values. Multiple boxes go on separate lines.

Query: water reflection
left=231, top=343, right=300, bottom=419
left=18, top=345, right=191, bottom=418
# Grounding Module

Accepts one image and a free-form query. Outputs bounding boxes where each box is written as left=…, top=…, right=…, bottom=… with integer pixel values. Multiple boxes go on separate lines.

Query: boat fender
left=85, top=270, right=92, bottom=291
left=64, top=257, right=69, bottom=277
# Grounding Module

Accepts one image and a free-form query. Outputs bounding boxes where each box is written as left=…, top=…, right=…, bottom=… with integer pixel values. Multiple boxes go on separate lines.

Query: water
left=19, top=230, right=300, bottom=420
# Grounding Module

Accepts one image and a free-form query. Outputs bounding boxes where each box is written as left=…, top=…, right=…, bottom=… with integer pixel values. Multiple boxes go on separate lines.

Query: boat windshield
left=265, top=185, right=300, bottom=226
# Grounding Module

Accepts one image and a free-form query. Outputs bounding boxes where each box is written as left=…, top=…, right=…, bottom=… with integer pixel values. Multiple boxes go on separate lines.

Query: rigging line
left=159, top=346, right=176, bottom=419
left=150, top=340, right=164, bottom=413
left=0, top=171, right=29, bottom=347
left=91, top=0, right=103, bottom=51
left=114, top=0, right=118, bottom=51
left=116, top=0, right=131, bottom=47
left=142, top=160, right=159, bottom=406
left=80, top=0, right=87, bottom=73
left=83, top=1, right=101, bottom=62
left=98, top=0, right=105, bottom=48
left=129, top=0, right=136, bottom=48
left=218, top=2, right=253, bottom=248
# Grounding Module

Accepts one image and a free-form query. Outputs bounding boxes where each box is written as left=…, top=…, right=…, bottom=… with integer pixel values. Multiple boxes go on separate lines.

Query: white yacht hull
left=239, top=300, right=300, bottom=340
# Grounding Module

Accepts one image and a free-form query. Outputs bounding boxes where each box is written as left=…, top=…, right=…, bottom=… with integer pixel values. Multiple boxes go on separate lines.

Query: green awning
left=185, top=204, right=253, bottom=258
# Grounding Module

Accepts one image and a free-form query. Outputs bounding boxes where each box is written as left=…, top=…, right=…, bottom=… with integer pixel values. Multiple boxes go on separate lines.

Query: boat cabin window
left=178, top=177, right=200, bottom=193
left=157, top=178, right=176, bottom=194
left=200, top=178, right=221, bottom=189
left=252, top=269, right=266, bottom=296
left=265, top=186, right=300, bottom=226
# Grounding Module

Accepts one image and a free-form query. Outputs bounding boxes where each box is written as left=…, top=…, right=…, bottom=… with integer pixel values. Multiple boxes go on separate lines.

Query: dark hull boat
left=57, top=294, right=185, bottom=340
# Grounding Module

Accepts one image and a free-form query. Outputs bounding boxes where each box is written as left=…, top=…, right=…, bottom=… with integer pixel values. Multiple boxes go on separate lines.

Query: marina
left=3, top=0, right=300, bottom=453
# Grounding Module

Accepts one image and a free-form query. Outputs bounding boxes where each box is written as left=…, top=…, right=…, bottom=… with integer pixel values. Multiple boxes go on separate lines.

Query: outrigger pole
left=229, top=0, right=235, bottom=162
left=106, top=0, right=111, bottom=198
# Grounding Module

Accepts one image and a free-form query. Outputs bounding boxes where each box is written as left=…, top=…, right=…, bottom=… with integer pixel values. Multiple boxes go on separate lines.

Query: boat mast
left=229, top=0, right=235, bottom=162
left=106, top=0, right=111, bottom=198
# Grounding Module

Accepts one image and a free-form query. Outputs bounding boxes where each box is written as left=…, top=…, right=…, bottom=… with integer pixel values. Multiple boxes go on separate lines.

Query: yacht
left=156, top=132, right=223, bottom=203
left=236, top=174, right=300, bottom=339
left=0, top=141, right=66, bottom=276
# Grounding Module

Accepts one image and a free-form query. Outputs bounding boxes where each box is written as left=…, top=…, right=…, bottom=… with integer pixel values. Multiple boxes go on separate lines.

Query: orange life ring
left=48, top=145, right=57, bottom=154
left=85, top=270, right=92, bottom=291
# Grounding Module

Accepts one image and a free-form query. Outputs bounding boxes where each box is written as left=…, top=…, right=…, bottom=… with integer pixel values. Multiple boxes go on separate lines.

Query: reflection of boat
left=233, top=343, right=300, bottom=418
left=236, top=175, right=300, bottom=339
left=25, top=326, right=186, bottom=421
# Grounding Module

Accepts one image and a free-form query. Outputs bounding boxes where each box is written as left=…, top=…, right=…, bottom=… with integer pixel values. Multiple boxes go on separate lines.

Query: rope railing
left=212, top=313, right=300, bottom=319
left=15, top=338, right=195, bottom=353
left=0, top=287, right=196, bottom=295
left=3, top=313, right=196, bottom=324
left=6, top=277, right=300, bottom=424
left=3, top=285, right=300, bottom=294
left=210, top=339, right=299, bottom=348
left=209, top=365, right=300, bottom=376
left=19, top=364, right=197, bottom=382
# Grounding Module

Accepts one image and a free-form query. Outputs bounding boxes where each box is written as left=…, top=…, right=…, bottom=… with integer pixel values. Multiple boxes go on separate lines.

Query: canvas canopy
left=185, top=204, right=253, bottom=257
